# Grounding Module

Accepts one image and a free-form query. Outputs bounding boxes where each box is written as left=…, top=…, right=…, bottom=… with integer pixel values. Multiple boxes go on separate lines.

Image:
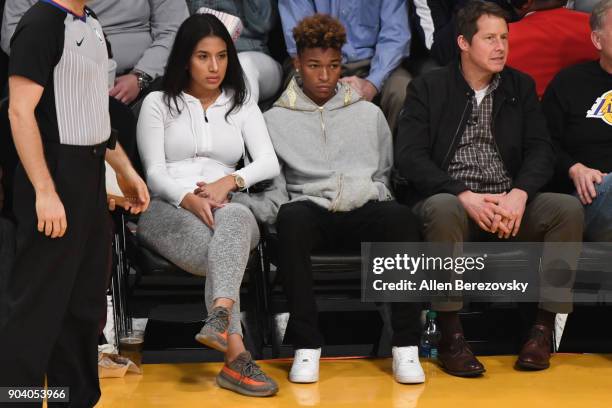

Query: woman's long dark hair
left=162, top=14, right=247, bottom=120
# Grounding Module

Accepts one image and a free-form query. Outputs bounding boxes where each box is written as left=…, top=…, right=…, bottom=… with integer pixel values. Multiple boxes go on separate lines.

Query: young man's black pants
left=0, top=142, right=112, bottom=408
left=276, top=200, right=422, bottom=349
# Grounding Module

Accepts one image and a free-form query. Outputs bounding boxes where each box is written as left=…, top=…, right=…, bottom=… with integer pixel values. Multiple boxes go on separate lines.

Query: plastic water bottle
left=421, top=311, right=441, bottom=359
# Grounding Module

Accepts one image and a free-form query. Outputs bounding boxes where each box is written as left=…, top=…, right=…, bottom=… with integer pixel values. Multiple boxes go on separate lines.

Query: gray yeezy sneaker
left=216, top=351, right=279, bottom=397
left=195, top=306, right=230, bottom=352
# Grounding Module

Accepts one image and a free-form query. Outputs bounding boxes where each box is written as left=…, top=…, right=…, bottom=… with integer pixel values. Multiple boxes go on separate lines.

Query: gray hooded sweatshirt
left=232, top=78, right=393, bottom=226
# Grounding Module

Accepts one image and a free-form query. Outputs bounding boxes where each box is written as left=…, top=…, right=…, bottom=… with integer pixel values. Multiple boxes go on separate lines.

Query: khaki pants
left=413, top=193, right=584, bottom=314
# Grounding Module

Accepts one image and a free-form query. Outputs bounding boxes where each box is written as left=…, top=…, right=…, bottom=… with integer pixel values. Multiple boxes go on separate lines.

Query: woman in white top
left=136, top=14, right=279, bottom=397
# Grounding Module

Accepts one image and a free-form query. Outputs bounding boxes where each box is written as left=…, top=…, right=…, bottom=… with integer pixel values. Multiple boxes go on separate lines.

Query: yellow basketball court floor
left=97, top=354, right=612, bottom=407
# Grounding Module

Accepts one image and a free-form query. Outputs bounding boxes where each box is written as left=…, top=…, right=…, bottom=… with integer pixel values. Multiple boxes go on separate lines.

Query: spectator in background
left=543, top=0, right=612, bottom=242
left=2, top=0, right=189, bottom=105
left=506, top=3, right=599, bottom=98
left=411, top=0, right=567, bottom=66
left=187, top=0, right=283, bottom=103
left=278, top=0, right=411, bottom=132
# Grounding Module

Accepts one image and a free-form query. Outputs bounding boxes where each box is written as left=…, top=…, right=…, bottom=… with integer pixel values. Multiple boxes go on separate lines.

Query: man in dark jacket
left=396, top=0, right=583, bottom=377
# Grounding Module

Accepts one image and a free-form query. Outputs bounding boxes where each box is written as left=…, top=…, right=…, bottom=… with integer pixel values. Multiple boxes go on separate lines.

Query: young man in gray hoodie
left=232, top=14, right=425, bottom=385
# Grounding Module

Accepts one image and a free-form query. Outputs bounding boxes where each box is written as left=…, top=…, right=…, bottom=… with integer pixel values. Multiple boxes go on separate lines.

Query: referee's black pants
left=276, top=200, right=423, bottom=350
left=0, top=142, right=111, bottom=408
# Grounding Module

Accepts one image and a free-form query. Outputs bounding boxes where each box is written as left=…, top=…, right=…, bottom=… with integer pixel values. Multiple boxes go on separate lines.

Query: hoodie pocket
left=332, top=174, right=379, bottom=212
left=302, top=178, right=337, bottom=201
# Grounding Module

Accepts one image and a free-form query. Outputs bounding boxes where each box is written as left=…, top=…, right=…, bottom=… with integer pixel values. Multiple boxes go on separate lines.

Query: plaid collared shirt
left=447, top=75, right=513, bottom=193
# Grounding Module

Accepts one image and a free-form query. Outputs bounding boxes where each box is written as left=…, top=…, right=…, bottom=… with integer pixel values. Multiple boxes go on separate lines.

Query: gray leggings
left=137, top=199, right=260, bottom=337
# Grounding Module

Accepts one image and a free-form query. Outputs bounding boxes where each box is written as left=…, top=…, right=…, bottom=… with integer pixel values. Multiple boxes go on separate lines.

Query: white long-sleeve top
left=137, top=90, right=280, bottom=207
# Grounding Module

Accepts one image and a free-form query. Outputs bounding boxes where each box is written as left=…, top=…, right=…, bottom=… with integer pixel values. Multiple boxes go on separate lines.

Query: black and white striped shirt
left=9, top=0, right=110, bottom=146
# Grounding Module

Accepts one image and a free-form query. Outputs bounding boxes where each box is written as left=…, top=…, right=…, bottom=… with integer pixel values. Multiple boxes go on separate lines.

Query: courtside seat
left=109, top=137, right=268, bottom=363
left=114, top=207, right=268, bottom=363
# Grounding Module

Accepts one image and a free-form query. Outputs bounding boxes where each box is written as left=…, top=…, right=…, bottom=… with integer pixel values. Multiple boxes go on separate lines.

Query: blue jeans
left=576, top=173, right=612, bottom=242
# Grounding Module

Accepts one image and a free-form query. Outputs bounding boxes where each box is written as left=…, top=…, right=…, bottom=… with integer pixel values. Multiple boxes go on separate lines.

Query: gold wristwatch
left=232, top=173, right=246, bottom=191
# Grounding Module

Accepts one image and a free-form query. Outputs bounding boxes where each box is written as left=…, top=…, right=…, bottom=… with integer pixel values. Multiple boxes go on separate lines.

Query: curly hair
left=292, top=14, right=347, bottom=54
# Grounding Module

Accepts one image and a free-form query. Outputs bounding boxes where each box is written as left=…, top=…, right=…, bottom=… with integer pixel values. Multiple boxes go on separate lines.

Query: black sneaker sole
left=195, top=333, right=228, bottom=353
left=216, top=374, right=278, bottom=397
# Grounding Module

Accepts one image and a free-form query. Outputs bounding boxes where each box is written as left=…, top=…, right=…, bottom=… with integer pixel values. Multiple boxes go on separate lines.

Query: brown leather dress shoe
left=516, top=324, right=552, bottom=370
left=437, top=333, right=486, bottom=377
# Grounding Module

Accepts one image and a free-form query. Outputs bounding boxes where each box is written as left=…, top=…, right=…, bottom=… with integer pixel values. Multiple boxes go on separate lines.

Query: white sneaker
left=289, top=348, right=321, bottom=383
left=392, top=346, right=425, bottom=384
